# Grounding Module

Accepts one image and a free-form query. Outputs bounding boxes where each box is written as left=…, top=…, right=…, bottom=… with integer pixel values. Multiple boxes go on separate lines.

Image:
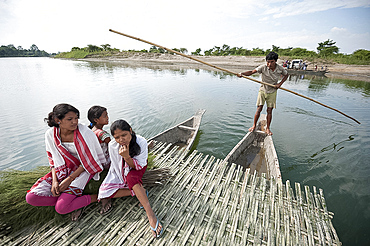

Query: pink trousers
left=25, top=192, right=91, bottom=214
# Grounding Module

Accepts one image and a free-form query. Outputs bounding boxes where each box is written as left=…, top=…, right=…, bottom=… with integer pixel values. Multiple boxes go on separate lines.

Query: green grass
left=330, top=56, right=370, bottom=65
left=0, top=153, right=156, bottom=233
left=0, top=166, right=67, bottom=233
left=54, top=50, right=90, bottom=59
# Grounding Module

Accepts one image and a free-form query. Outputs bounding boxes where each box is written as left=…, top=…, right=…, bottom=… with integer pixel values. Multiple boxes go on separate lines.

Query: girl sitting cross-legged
left=25, top=103, right=105, bottom=221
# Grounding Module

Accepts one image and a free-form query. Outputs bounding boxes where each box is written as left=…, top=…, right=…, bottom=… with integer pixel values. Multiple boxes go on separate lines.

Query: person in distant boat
left=98, top=119, right=163, bottom=238
left=26, top=103, right=105, bottom=221
left=88, top=105, right=111, bottom=169
left=237, top=51, right=288, bottom=135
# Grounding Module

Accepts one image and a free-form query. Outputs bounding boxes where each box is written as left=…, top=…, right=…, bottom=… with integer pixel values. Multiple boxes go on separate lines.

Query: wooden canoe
left=287, top=69, right=327, bottom=76
left=148, top=109, right=206, bottom=152
left=224, top=114, right=281, bottom=180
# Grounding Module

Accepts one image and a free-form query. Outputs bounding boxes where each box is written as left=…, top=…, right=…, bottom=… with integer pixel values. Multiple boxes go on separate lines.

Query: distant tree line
left=140, top=39, right=369, bottom=64
left=71, top=44, right=120, bottom=53
left=56, top=39, right=370, bottom=65
left=0, top=44, right=50, bottom=57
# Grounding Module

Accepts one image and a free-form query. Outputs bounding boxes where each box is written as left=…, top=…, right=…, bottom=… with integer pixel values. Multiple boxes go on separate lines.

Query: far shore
left=80, top=53, right=370, bottom=82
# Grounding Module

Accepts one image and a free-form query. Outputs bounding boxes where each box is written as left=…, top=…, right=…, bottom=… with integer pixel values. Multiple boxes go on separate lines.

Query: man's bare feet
left=266, top=128, right=273, bottom=135
left=100, top=198, right=112, bottom=214
left=248, top=126, right=256, bottom=132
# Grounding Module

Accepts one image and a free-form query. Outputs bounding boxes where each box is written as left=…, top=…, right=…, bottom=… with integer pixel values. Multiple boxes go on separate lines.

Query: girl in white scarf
left=26, top=104, right=105, bottom=221
left=98, top=119, right=163, bottom=238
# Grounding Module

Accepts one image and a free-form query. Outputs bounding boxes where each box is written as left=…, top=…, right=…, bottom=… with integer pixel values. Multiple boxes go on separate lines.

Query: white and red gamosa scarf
left=28, top=124, right=105, bottom=196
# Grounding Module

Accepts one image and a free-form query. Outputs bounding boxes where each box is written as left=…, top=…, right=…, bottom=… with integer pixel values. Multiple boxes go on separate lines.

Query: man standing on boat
left=238, top=51, right=288, bottom=135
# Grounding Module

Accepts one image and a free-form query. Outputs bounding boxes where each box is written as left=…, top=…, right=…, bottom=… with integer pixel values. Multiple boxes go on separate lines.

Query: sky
left=1, top=0, right=369, bottom=54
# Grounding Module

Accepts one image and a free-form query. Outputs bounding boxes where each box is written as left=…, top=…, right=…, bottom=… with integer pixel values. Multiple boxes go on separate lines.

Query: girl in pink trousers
left=26, top=103, right=105, bottom=221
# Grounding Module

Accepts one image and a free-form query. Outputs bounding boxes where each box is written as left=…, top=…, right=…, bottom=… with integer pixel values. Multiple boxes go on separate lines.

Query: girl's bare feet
left=100, top=198, right=112, bottom=214
left=248, top=126, right=256, bottom=132
left=71, top=207, right=85, bottom=221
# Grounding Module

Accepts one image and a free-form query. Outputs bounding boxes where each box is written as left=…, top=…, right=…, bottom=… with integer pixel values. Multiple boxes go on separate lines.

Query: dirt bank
left=82, top=53, right=370, bottom=82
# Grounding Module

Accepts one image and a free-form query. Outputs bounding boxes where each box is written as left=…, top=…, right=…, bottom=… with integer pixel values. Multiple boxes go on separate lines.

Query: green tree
left=317, top=39, right=339, bottom=57
left=237, top=48, right=251, bottom=56
left=149, top=46, right=165, bottom=53
left=212, top=46, right=221, bottom=56
left=158, top=47, right=165, bottom=53
left=272, top=45, right=280, bottom=53
left=85, top=44, right=103, bottom=53
left=352, top=49, right=370, bottom=61
left=179, top=48, right=188, bottom=54
left=149, top=46, right=159, bottom=53
left=30, top=44, right=39, bottom=52
left=172, top=48, right=180, bottom=52
left=0, top=44, right=49, bottom=57
left=191, top=48, right=202, bottom=55
left=101, top=44, right=112, bottom=51
left=250, top=48, right=265, bottom=56
left=204, top=48, right=214, bottom=56
left=220, top=44, right=230, bottom=56
left=290, top=48, right=316, bottom=57
left=278, top=47, right=293, bottom=56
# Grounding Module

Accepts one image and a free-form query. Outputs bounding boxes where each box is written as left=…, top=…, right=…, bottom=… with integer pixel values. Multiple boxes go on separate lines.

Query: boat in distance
left=224, top=114, right=281, bottom=180
left=287, top=69, right=327, bottom=76
left=148, top=109, right=206, bottom=152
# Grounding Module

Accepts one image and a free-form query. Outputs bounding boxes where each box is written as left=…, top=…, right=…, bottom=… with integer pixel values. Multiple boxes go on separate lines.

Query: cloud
left=262, top=0, right=370, bottom=18
left=330, top=30, right=370, bottom=53
left=0, top=0, right=368, bottom=54
left=331, top=27, right=347, bottom=33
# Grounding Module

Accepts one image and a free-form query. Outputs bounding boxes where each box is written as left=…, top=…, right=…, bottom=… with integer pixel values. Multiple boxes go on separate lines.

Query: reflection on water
left=308, top=77, right=330, bottom=92
left=284, top=107, right=353, bottom=125
left=0, top=57, right=369, bottom=245
left=333, top=78, right=370, bottom=97
left=286, top=72, right=370, bottom=97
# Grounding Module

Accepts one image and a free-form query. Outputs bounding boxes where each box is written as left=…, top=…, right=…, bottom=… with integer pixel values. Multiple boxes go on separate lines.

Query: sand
left=83, top=53, right=370, bottom=82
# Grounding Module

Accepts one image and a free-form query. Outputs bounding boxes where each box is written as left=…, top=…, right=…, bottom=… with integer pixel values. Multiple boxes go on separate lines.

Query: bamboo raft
left=1, top=143, right=341, bottom=245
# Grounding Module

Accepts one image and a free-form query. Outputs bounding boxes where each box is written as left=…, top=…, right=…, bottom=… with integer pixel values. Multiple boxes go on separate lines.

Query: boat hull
left=224, top=114, right=281, bottom=180
left=287, top=69, right=327, bottom=76
left=148, top=109, right=205, bottom=152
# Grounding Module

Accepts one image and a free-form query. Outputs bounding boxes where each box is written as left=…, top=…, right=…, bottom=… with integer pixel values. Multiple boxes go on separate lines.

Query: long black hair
left=87, top=105, right=107, bottom=129
left=110, top=119, right=141, bottom=157
left=44, top=103, right=80, bottom=128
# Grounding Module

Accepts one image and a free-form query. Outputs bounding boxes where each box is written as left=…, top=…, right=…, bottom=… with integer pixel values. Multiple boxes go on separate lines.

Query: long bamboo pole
left=109, top=29, right=360, bottom=124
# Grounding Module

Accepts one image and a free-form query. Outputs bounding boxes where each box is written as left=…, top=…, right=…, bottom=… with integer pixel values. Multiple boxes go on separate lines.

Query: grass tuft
left=0, top=166, right=67, bottom=233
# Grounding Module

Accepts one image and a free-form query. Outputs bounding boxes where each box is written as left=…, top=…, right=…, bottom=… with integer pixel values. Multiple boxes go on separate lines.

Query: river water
left=0, top=57, right=369, bottom=245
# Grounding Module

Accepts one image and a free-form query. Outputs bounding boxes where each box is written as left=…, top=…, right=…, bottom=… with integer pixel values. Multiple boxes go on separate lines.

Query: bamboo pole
left=109, top=29, right=360, bottom=125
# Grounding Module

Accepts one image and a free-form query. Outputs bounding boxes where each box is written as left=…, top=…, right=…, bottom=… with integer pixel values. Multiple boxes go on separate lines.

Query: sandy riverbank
left=82, top=52, right=370, bottom=82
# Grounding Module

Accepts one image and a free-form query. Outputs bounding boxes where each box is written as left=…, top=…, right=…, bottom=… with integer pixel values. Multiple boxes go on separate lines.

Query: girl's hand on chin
left=119, top=145, right=130, bottom=159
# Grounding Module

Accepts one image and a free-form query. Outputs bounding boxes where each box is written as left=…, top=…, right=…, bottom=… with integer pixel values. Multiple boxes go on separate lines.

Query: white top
left=62, top=142, right=78, bottom=159
left=256, top=64, right=288, bottom=94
